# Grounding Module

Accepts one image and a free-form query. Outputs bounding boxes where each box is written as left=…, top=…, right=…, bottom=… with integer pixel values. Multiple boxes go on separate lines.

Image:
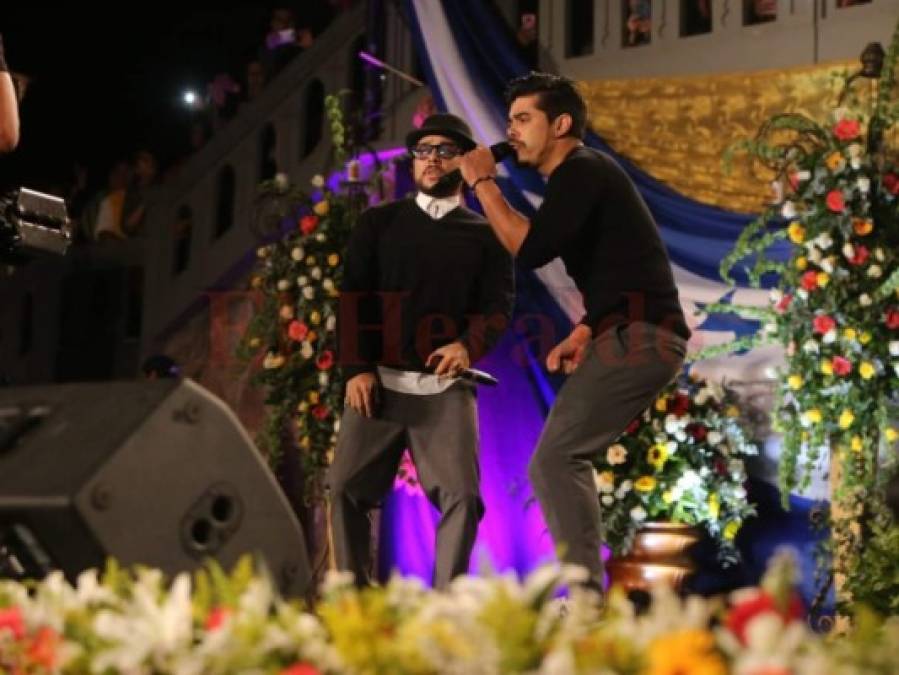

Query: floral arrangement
left=2, top=553, right=899, bottom=674
left=237, top=93, right=371, bottom=501
left=710, top=20, right=899, bottom=597
left=593, top=377, right=758, bottom=565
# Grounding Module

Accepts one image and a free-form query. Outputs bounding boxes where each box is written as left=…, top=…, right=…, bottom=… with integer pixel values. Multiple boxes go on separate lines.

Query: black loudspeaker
left=0, top=378, right=310, bottom=596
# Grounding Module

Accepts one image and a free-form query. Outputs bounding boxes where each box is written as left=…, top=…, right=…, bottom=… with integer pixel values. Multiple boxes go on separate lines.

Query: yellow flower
left=654, top=397, right=668, bottom=413
left=843, top=328, right=857, bottom=341
left=723, top=521, right=741, bottom=540
left=805, top=409, right=823, bottom=424
left=820, top=360, right=833, bottom=376
left=859, top=331, right=872, bottom=345
left=787, top=374, right=803, bottom=390
left=850, top=436, right=863, bottom=452
left=635, top=476, right=657, bottom=492
left=662, top=490, right=674, bottom=504
left=787, top=222, right=805, bottom=244
left=248, top=337, right=261, bottom=349
left=646, top=629, right=727, bottom=675
left=313, top=200, right=330, bottom=216
left=327, top=253, right=340, bottom=267
left=309, top=311, right=322, bottom=325
left=795, top=256, right=808, bottom=270
left=825, top=150, right=844, bottom=171
left=307, top=330, right=318, bottom=342
left=297, top=401, right=309, bottom=413
left=886, top=427, right=899, bottom=443
left=308, top=391, right=320, bottom=404
left=647, top=444, right=669, bottom=470
left=838, top=409, right=855, bottom=429
left=299, top=436, right=311, bottom=449
left=708, top=494, right=720, bottom=520
left=859, top=361, right=875, bottom=380
left=816, top=272, right=830, bottom=288
left=853, top=217, right=874, bottom=236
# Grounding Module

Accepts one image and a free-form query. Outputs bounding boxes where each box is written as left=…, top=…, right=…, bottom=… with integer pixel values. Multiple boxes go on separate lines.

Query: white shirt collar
left=415, top=191, right=461, bottom=220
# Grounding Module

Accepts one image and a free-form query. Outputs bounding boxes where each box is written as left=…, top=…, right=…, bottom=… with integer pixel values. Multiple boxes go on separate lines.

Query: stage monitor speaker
left=0, top=378, right=310, bottom=596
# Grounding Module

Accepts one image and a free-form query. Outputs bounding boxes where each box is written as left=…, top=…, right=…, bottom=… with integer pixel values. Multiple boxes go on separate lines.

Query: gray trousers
left=328, top=382, right=483, bottom=589
left=528, top=321, right=686, bottom=590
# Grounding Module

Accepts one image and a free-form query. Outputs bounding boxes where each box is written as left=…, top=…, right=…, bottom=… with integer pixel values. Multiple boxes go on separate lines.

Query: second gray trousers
left=528, top=321, right=686, bottom=590
left=328, top=382, right=483, bottom=589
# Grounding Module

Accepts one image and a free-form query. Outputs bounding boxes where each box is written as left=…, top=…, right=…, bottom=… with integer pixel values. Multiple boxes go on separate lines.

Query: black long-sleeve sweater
left=339, top=198, right=514, bottom=380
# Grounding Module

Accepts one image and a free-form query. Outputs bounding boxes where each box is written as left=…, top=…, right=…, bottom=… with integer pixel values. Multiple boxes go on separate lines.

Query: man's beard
left=418, top=170, right=463, bottom=198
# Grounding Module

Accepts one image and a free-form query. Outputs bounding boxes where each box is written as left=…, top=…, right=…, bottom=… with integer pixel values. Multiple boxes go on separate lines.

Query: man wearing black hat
left=330, top=113, right=514, bottom=588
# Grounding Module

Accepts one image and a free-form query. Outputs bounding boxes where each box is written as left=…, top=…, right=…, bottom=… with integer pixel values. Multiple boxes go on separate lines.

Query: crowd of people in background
left=60, top=2, right=356, bottom=246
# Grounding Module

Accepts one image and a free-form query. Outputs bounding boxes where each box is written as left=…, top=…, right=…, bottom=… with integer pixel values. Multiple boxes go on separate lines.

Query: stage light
left=183, top=90, right=198, bottom=107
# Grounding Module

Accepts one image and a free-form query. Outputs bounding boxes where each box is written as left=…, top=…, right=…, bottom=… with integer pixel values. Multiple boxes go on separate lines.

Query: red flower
left=825, top=190, right=845, bottom=213
left=725, top=591, right=805, bottom=646
left=687, top=423, right=708, bottom=442
left=715, top=458, right=729, bottom=476
left=787, top=172, right=800, bottom=192
left=832, top=356, right=852, bottom=376
left=299, top=214, right=319, bottom=235
left=315, top=350, right=335, bottom=371
left=849, top=244, right=869, bottom=266
left=26, top=627, right=60, bottom=670
left=625, top=418, right=641, bottom=434
left=670, top=393, right=691, bottom=417
left=311, top=405, right=330, bottom=420
left=833, top=118, right=861, bottom=141
left=775, top=294, right=793, bottom=313
left=205, top=606, right=230, bottom=631
left=288, top=320, right=309, bottom=342
left=0, top=606, right=25, bottom=639
left=883, top=173, right=899, bottom=195
left=886, top=307, right=899, bottom=330
left=800, top=271, right=819, bottom=291
left=812, top=315, right=836, bottom=335
left=281, top=664, right=322, bottom=675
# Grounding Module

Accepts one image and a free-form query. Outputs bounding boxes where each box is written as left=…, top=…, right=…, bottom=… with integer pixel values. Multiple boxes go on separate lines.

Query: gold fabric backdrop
left=578, top=61, right=862, bottom=214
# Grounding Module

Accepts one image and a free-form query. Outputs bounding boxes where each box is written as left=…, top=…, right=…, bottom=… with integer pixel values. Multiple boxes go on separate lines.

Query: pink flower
left=832, top=356, right=852, bottom=376
left=825, top=190, right=845, bottom=213
left=725, top=591, right=805, bottom=646
left=687, top=423, right=708, bottom=442
left=833, top=118, right=861, bottom=141
left=775, top=294, right=793, bottom=313
left=625, top=418, right=641, bottom=434
left=288, top=321, right=309, bottom=342
left=812, top=315, right=836, bottom=335
left=205, top=607, right=230, bottom=631
left=311, top=405, right=330, bottom=420
left=0, top=606, right=25, bottom=639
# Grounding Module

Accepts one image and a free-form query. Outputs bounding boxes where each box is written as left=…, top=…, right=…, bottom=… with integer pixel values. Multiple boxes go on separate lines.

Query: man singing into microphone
left=330, top=113, right=513, bottom=588
left=460, top=73, right=690, bottom=592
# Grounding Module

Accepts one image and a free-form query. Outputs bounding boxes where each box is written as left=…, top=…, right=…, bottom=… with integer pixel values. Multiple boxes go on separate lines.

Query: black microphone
left=433, top=141, right=515, bottom=192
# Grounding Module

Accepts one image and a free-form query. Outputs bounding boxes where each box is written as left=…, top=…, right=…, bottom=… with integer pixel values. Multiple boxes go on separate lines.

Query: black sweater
left=517, top=146, right=690, bottom=340
left=339, top=198, right=514, bottom=380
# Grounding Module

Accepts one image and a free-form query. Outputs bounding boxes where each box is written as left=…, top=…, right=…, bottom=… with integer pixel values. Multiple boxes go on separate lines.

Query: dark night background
left=0, top=5, right=336, bottom=195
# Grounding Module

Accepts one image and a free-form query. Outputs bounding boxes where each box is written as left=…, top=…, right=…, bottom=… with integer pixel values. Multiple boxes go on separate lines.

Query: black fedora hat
left=405, top=113, right=477, bottom=152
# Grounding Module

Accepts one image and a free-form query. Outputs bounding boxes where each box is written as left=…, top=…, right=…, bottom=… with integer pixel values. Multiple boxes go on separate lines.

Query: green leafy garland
left=237, top=94, right=369, bottom=502
left=706, top=19, right=899, bottom=594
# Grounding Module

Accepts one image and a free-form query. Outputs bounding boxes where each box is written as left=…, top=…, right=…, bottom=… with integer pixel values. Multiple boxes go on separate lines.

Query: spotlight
left=183, top=90, right=199, bottom=107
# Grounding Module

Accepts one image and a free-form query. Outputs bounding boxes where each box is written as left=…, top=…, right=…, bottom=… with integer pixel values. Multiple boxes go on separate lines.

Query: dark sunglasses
left=410, top=143, right=462, bottom=160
